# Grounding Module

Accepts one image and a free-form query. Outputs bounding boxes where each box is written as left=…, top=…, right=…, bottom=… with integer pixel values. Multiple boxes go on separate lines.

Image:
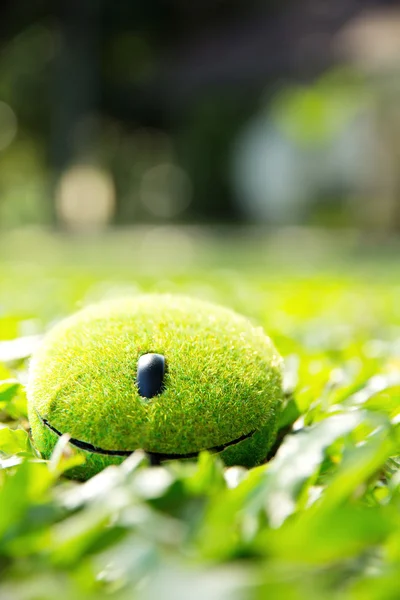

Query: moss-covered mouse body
left=28, top=294, right=283, bottom=479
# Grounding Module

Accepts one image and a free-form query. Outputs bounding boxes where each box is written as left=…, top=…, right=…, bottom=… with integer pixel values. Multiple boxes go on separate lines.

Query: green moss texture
left=28, top=295, right=283, bottom=479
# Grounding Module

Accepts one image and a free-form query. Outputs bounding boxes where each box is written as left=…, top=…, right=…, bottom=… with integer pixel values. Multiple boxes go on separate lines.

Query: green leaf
left=0, top=379, right=21, bottom=403
left=261, top=411, right=368, bottom=527
left=0, top=426, right=34, bottom=457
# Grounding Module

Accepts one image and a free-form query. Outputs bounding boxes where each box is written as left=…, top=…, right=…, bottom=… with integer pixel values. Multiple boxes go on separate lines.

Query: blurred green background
left=2, top=0, right=400, bottom=231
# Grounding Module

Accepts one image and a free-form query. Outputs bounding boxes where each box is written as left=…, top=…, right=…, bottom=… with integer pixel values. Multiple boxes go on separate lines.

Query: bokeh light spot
left=140, top=163, right=192, bottom=219
left=56, top=166, right=115, bottom=231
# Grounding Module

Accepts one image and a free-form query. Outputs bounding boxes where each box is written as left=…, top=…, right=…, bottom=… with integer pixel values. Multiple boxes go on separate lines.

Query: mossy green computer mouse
left=27, top=294, right=283, bottom=479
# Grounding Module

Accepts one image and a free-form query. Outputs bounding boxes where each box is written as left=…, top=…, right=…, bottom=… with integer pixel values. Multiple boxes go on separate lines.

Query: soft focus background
left=1, top=0, right=400, bottom=231
left=2, top=3, right=400, bottom=600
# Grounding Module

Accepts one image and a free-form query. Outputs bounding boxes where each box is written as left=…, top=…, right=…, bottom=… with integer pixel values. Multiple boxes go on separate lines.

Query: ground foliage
left=1, top=231, right=400, bottom=599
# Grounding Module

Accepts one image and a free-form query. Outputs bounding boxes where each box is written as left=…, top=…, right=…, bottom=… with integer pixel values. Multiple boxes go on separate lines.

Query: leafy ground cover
left=1, top=228, right=400, bottom=600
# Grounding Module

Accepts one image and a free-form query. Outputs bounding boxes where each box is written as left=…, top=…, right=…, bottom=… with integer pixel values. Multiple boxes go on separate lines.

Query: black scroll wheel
left=137, top=353, right=165, bottom=399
